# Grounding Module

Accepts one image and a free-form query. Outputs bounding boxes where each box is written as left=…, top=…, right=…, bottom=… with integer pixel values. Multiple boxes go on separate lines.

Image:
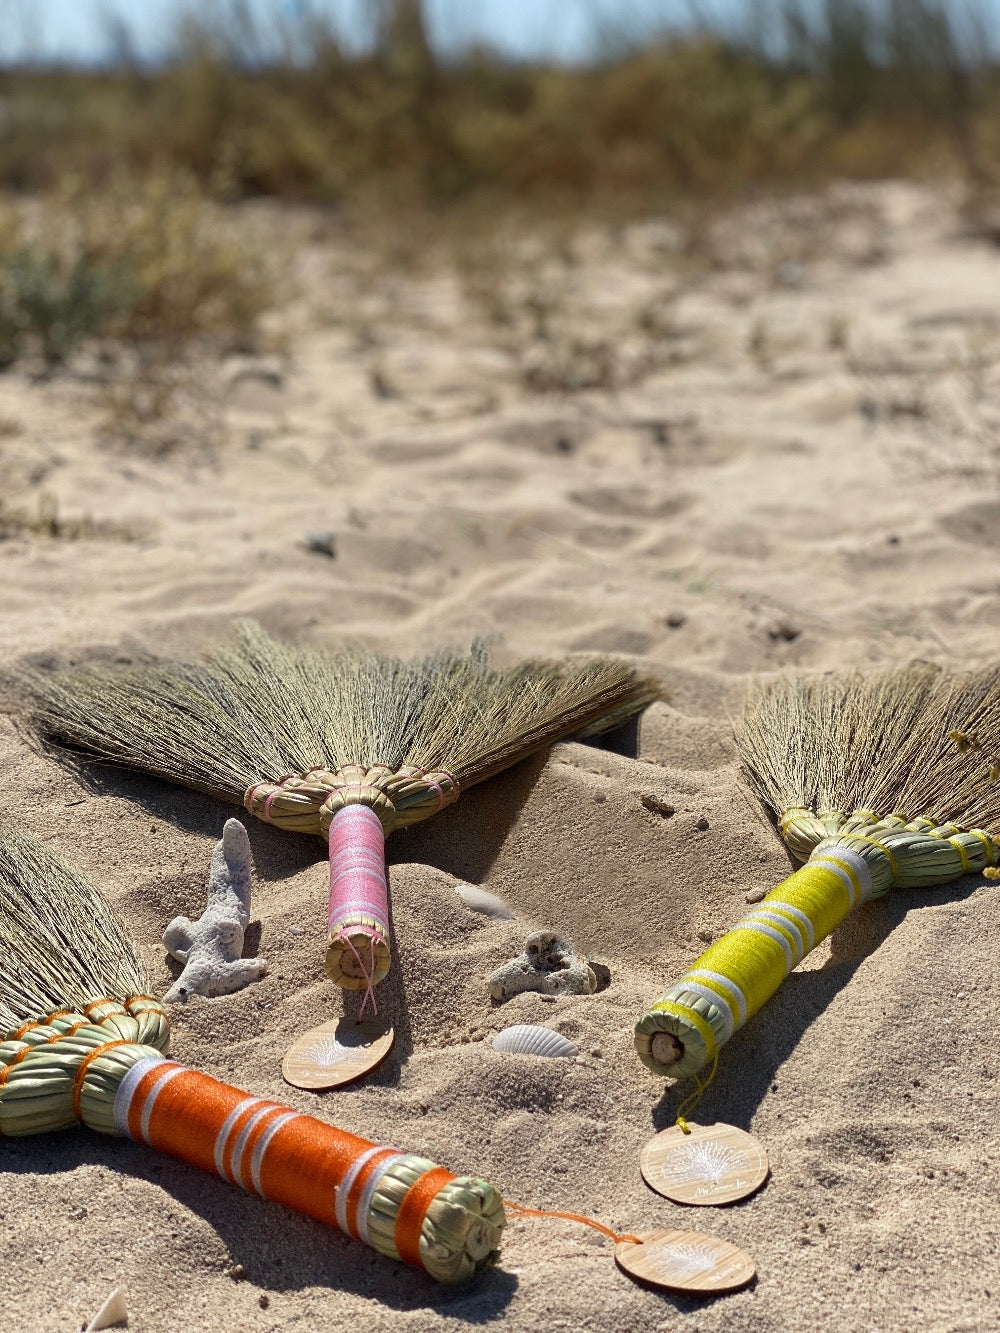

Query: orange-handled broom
left=0, top=821, right=503, bottom=1283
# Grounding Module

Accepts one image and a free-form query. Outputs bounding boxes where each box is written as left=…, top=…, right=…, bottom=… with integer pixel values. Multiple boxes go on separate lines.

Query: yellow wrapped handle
left=635, top=848, right=871, bottom=1078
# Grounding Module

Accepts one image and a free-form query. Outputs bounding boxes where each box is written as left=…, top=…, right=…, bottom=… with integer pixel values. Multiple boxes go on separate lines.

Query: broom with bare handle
left=635, top=664, right=1000, bottom=1083
left=0, top=820, right=504, bottom=1284
left=23, top=622, right=657, bottom=1013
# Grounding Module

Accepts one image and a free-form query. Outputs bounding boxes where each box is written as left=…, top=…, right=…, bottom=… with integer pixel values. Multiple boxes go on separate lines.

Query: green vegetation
left=0, top=0, right=997, bottom=377
left=2, top=1, right=997, bottom=214
left=0, top=174, right=270, bottom=369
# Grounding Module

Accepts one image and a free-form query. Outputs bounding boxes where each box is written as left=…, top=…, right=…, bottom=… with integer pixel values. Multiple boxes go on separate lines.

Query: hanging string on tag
left=506, top=1200, right=759, bottom=1295
left=504, top=1201, right=642, bottom=1246
left=674, top=1048, right=719, bottom=1134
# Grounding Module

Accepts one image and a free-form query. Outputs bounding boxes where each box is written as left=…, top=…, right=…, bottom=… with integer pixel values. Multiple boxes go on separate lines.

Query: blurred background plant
left=2, top=0, right=997, bottom=215
left=0, top=172, right=271, bottom=370
left=1, top=0, right=999, bottom=396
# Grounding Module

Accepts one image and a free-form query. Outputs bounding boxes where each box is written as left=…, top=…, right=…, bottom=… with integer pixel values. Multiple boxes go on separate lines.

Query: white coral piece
left=488, top=930, right=598, bottom=1002
left=85, top=1287, right=128, bottom=1332
left=162, top=819, right=266, bottom=1002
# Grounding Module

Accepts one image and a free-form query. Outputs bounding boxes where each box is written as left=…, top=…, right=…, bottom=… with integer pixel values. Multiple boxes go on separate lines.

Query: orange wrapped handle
left=112, top=1057, right=450, bottom=1260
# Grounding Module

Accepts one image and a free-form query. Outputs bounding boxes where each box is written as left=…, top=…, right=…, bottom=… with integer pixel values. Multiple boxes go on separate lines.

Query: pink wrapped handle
left=324, top=805, right=392, bottom=1010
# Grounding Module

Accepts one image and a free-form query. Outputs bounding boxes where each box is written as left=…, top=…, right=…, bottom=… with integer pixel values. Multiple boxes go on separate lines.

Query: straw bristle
left=896, top=665, right=1000, bottom=830
left=0, top=822, right=148, bottom=1033
left=22, top=621, right=659, bottom=807
left=738, top=663, right=1000, bottom=833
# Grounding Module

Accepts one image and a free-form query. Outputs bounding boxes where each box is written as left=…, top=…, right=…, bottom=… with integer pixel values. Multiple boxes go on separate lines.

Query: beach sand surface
left=1, top=181, right=998, bottom=1332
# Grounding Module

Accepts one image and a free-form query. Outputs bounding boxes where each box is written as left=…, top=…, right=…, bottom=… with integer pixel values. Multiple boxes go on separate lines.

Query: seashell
left=454, top=882, right=514, bottom=920
left=85, top=1287, right=128, bottom=1332
left=492, top=1024, right=578, bottom=1058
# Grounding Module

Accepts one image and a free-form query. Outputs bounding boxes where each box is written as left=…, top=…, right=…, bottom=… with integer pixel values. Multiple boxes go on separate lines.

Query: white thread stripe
left=688, top=969, right=748, bottom=1027
left=329, top=899, right=391, bottom=925
left=335, top=806, right=384, bottom=826
left=112, top=1055, right=171, bottom=1138
left=810, top=855, right=860, bottom=907
left=748, top=909, right=806, bottom=965
left=137, top=1064, right=186, bottom=1144
left=664, top=981, right=735, bottom=1043
left=356, top=1152, right=407, bottom=1248
left=812, top=856, right=858, bottom=906
left=733, top=920, right=794, bottom=971
left=843, top=846, right=874, bottom=898
left=229, top=1102, right=285, bottom=1190
left=330, top=867, right=388, bottom=895
left=330, top=846, right=386, bottom=872
left=249, top=1111, right=300, bottom=1197
left=331, top=844, right=386, bottom=868
left=214, top=1097, right=265, bottom=1181
left=815, top=846, right=871, bottom=897
left=763, top=900, right=816, bottom=950
left=335, top=1144, right=395, bottom=1237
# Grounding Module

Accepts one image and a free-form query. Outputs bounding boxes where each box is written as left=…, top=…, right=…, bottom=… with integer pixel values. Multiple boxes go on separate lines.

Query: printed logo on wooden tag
left=640, top=1121, right=769, bottom=1205
left=282, top=1018, right=394, bottom=1090
left=615, top=1228, right=755, bottom=1294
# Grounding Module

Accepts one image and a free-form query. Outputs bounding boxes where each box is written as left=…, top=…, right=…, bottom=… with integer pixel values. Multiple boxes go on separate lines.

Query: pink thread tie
left=338, top=932, right=379, bottom=1018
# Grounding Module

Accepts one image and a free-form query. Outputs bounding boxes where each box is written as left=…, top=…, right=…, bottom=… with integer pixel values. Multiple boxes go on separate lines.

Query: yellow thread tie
left=948, top=835, right=971, bottom=874
left=653, top=1000, right=719, bottom=1057
left=675, top=1049, right=720, bottom=1130
left=968, top=829, right=997, bottom=864
left=846, top=835, right=898, bottom=880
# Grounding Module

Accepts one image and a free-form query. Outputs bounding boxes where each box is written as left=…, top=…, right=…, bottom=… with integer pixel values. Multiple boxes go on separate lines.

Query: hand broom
left=23, top=622, right=657, bottom=1013
left=635, top=664, right=1000, bottom=1083
left=0, top=820, right=504, bottom=1283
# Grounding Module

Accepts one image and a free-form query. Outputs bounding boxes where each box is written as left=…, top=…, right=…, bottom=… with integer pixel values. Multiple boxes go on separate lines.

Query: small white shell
left=454, top=882, right=515, bottom=919
left=492, top=1024, right=578, bottom=1058
left=85, top=1287, right=128, bottom=1332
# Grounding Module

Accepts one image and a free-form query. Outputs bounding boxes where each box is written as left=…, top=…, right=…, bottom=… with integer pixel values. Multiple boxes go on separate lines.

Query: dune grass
left=0, top=0, right=997, bottom=380
left=0, top=172, right=272, bottom=371
left=0, top=493, right=140, bottom=543
left=2, top=2, right=997, bottom=216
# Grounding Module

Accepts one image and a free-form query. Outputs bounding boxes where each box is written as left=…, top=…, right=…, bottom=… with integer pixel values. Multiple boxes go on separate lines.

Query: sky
left=0, top=1, right=685, bottom=64
left=0, top=0, right=785, bottom=65
left=2, top=0, right=998, bottom=65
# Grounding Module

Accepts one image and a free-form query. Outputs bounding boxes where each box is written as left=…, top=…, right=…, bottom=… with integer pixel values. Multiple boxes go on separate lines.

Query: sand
left=1, top=179, right=998, bottom=1332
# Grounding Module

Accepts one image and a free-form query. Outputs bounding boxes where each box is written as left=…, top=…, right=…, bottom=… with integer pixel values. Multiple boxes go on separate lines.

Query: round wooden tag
left=282, top=1018, right=394, bottom=1090
left=615, top=1228, right=755, bottom=1294
left=640, top=1122, right=769, bottom=1206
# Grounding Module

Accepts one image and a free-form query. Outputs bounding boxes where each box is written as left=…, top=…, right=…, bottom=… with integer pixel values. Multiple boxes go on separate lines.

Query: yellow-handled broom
left=636, top=664, right=1000, bottom=1081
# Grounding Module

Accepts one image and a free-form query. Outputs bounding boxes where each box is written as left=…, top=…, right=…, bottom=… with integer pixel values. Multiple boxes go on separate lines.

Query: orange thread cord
left=503, top=1201, right=642, bottom=1246
left=394, top=1166, right=455, bottom=1266
left=11, top=1010, right=75, bottom=1041
left=126, top=1066, right=395, bottom=1235
left=6, top=1021, right=94, bottom=1072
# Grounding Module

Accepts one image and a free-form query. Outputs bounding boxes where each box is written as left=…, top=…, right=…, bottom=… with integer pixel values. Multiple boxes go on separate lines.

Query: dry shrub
left=0, top=493, right=140, bottom=543
left=0, top=3, right=997, bottom=224
left=0, top=173, right=272, bottom=369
